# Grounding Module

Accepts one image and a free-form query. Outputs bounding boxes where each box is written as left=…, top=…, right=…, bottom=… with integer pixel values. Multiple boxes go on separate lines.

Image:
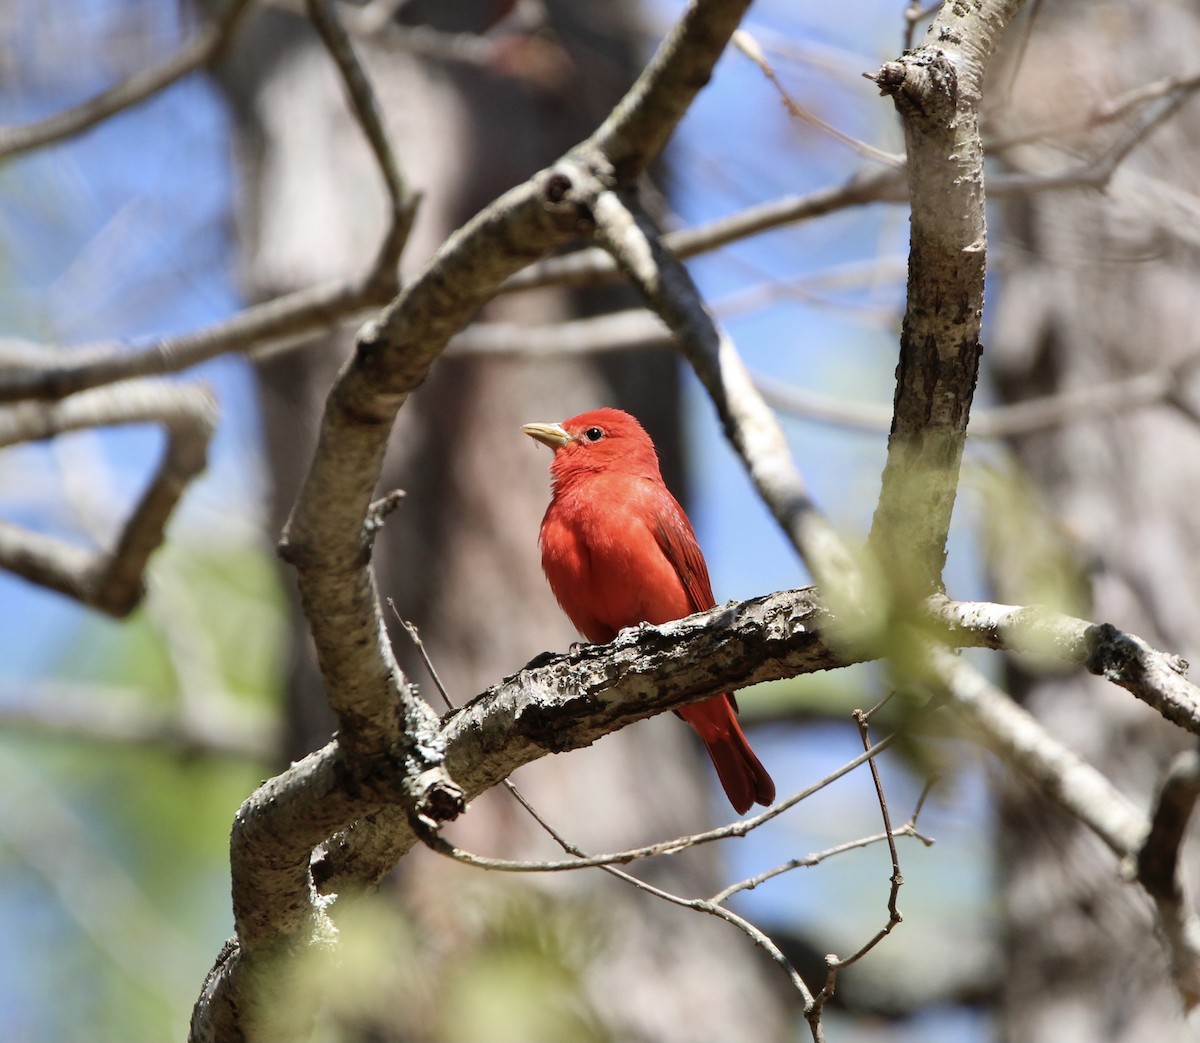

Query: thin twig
left=733, top=30, right=904, bottom=167
left=306, top=0, right=418, bottom=284
left=388, top=599, right=455, bottom=712
left=810, top=709, right=906, bottom=1018
left=0, top=277, right=383, bottom=404
left=903, top=1, right=941, bottom=50
left=413, top=728, right=903, bottom=873
left=0, top=0, right=254, bottom=161
left=710, top=821, right=932, bottom=904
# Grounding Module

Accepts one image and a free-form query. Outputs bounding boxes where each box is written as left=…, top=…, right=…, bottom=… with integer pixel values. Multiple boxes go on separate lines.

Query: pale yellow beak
left=522, top=421, right=572, bottom=450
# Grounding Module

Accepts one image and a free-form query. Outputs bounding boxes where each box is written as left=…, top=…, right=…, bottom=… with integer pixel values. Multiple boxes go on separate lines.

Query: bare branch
left=502, top=167, right=906, bottom=295
left=733, top=30, right=905, bottom=167
left=0, top=278, right=381, bottom=404
left=589, top=0, right=753, bottom=179
left=306, top=0, right=418, bottom=282
left=413, top=728, right=899, bottom=874
left=0, top=0, right=254, bottom=161
left=935, top=649, right=1148, bottom=857
left=809, top=709, right=906, bottom=1023
left=1138, top=749, right=1200, bottom=1010
left=0, top=380, right=216, bottom=616
left=758, top=350, right=1200, bottom=438
left=933, top=652, right=1200, bottom=1009
left=930, top=596, right=1200, bottom=736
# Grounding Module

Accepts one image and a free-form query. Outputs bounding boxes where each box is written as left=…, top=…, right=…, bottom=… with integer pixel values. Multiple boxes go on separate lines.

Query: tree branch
left=0, top=0, right=254, bottom=162
left=306, top=0, right=418, bottom=283
left=0, top=380, right=216, bottom=615
left=929, top=596, right=1200, bottom=735
left=933, top=651, right=1200, bottom=1011
left=866, top=0, right=1026, bottom=594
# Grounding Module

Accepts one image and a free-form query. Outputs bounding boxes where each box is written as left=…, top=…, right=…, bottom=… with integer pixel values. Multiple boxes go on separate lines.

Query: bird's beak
left=522, top=421, right=572, bottom=450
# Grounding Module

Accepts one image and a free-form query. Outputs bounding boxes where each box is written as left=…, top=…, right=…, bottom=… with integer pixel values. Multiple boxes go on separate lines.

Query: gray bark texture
left=213, top=3, right=793, bottom=1040
left=989, top=2, right=1200, bottom=1038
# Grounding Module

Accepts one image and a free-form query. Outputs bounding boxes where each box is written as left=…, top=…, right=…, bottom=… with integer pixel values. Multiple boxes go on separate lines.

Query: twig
left=387, top=599, right=455, bottom=711
left=0, top=380, right=216, bottom=616
left=1138, top=748, right=1200, bottom=1009
left=490, top=780, right=821, bottom=1020
left=808, top=709, right=906, bottom=1023
left=903, top=1, right=941, bottom=50
left=710, top=821, right=932, bottom=904
left=995, top=79, right=1200, bottom=195
left=733, top=30, right=904, bottom=167
left=414, top=726, right=903, bottom=873
left=306, top=0, right=418, bottom=283
left=989, top=67, right=1200, bottom=154
left=0, top=0, right=254, bottom=161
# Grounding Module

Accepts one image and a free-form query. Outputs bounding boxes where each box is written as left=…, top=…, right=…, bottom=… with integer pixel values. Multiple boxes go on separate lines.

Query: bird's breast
left=539, top=481, right=692, bottom=643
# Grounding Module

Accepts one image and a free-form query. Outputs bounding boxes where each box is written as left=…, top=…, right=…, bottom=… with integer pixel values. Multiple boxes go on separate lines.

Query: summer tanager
left=523, top=407, right=775, bottom=815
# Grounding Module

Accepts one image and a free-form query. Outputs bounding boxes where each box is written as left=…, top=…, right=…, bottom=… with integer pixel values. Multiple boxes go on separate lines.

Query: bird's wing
left=647, top=491, right=717, bottom=614
left=647, top=485, right=740, bottom=713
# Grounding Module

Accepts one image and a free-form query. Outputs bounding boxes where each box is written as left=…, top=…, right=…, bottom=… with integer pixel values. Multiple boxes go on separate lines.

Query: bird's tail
left=678, top=695, right=775, bottom=815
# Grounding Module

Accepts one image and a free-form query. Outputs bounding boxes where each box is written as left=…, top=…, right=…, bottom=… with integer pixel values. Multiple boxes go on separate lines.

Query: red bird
left=523, top=407, right=775, bottom=815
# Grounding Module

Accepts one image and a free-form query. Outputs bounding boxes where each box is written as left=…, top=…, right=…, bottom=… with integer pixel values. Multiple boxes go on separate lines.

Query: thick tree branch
left=588, top=0, right=753, bottom=179
left=193, top=584, right=1200, bottom=1037
left=867, top=0, right=1026, bottom=594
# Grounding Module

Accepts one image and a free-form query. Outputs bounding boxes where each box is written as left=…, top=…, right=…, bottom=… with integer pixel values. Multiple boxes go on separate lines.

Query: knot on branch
left=870, top=51, right=958, bottom=127
left=410, top=768, right=465, bottom=825
left=1084, top=622, right=1146, bottom=684
left=539, top=160, right=608, bottom=234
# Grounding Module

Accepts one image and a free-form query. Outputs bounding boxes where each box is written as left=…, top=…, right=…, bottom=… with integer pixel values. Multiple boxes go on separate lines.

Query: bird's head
left=522, top=407, right=662, bottom=483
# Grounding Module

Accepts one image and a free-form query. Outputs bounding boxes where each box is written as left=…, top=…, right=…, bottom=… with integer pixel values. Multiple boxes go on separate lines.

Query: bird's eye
left=583, top=426, right=604, bottom=442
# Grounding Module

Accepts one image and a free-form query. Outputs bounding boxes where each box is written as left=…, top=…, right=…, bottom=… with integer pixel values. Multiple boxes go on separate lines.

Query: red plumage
left=524, top=407, right=775, bottom=815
